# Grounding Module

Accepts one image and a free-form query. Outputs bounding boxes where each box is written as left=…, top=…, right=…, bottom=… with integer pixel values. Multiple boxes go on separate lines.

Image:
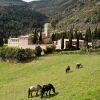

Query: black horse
left=76, top=63, right=83, bottom=69
left=40, top=83, right=55, bottom=99
left=65, top=66, right=70, bottom=73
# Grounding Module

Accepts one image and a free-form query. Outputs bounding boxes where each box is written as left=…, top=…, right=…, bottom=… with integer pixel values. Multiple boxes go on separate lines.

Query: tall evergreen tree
left=0, top=33, right=4, bottom=47
left=88, top=26, right=92, bottom=42
left=68, top=27, right=73, bottom=49
left=93, top=26, right=98, bottom=39
left=61, top=33, right=64, bottom=50
left=51, top=33, right=55, bottom=41
left=85, top=27, right=92, bottom=48
left=75, top=29, right=79, bottom=49
left=33, top=29, right=38, bottom=44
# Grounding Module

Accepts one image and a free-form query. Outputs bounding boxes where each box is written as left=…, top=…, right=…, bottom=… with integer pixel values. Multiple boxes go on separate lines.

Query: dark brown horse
left=76, top=63, right=83, bottom=69
left=40, top=83, right=55, bottom=99
left=65, top=66, right=70, bottom=73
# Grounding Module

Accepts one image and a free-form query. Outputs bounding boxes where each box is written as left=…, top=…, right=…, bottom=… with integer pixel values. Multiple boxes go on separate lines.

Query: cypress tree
left=51, top=33, right=55, bottom=41
left=33, top=29, right=38, bottom=44
left=68, top=27, right=73, bottom=49
left=75, top=29, right=79, bottom=49
left=88, top=26, right=92, bottom=42
left=61, top=33, right=64, bottom=50
left=85, top=29, right=89, bottom=48
left=0, top=33, right=4, bottom=47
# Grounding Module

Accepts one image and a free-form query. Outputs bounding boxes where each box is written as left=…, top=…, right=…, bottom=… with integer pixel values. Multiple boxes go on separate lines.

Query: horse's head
left=52, top=86, right=55, bottom=93
left=48, top=83, right=55, bottom=94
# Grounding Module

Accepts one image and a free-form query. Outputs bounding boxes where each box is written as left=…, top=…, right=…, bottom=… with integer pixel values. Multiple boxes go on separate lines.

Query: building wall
left=8, top=38, right=19, bottom=47
left=43, top=23, right=52, bottom=37
left=56, top=39, right=84, bottom=49
left=8, top=36, right=33, bottom=47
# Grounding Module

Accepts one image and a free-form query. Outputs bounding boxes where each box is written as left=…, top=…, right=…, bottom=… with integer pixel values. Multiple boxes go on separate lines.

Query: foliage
left=44, top=44, right=56, bottom=54
left=0, top=5, right=47, bottom=40
left=68, top=27, right=73, bottom=49
left=34, top=46, right=42, bottom=57
left=0, top=33, right=4, bottom=47
left=84, top=27, right=92, bottom=48
left=61, top=33, right=64, bottom=50
left=0, top=47, right=34, bottom=62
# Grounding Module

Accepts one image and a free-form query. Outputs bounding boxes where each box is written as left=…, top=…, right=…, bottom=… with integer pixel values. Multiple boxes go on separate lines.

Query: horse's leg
left=41, top=92, right=44, bottom=99
left=31, top=92, right=32, bottom=97
left=36, top=91, right=38, bottom=96
left=49, top=90, right=51, bottom=96
left=28, top=88, right=30, bottom=98
left=46, top=91, right=48, bottom=96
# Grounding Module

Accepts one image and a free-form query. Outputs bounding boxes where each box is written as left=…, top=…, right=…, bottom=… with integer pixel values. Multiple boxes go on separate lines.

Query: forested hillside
left=0, top=0, right=27, bottom=6
left=30, top=0, right=100, bottom=31
left=0, top=0, right=100, bottom=42
left=0, top=0, right=47, bottom=41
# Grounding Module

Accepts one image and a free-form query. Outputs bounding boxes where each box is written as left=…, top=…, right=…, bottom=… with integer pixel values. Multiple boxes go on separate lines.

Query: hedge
left=0, top=47, right=35, bottom=62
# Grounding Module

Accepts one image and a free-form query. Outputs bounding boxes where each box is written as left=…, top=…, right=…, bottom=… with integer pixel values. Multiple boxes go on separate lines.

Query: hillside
left=0, top=0, right=47, bottom=39
left=30, top=0, right=100, bottom=31
left=30, top=0, right=79, bottom=18
left=0, top=0, right=27, bottom=6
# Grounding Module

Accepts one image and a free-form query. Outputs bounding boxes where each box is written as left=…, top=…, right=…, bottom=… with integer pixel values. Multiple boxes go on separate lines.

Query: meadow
left=0, top=53, right=100, bottom=100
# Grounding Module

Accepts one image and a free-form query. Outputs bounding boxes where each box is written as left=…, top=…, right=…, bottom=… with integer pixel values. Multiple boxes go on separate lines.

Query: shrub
left=44, top=44, right=56, bottom=54
left=0, top=47, right=35, bottom=62
left=34, top=46, right=42, bottom=57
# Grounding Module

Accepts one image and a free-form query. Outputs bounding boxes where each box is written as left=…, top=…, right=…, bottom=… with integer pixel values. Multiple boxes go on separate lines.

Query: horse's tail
left=28, top=88, right=30, bottom=98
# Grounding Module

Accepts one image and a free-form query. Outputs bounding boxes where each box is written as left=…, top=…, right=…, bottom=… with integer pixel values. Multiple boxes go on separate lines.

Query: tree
left=34, top=46, right=42, bottom=57
left=0, top=33, right=4, bottom=47
left=85, top=27, right=92, bottom=48
left=68, top=27, right=73, bottom=49
left=61, top=33, right=64, bottom=50
left=51, top=33, right=55, bottom=41
left=33, top=29, right=38, bottom=44
left=51, top=18, right=59, bottom=30
left=75, top=29, right=79, bottom=49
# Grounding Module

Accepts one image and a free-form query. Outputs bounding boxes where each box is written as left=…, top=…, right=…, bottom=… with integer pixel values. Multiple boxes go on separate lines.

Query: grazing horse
left=40, top=83, right=55, bottom=99
left=28, top=85, right=41, bottom=98
left=76, top=63, right=83, bottom=69
left=65, top=66, right=70, bottom=73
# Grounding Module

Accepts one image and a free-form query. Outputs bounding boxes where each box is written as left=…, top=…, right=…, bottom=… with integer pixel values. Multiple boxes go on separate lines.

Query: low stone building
left=55, top=39, right=84, bottom=49
left=8, top=23, right=53, bottom=49
left=8, top=35, right=33, bottom=47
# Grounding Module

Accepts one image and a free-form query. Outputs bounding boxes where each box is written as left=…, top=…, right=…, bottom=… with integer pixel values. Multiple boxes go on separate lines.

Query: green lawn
left=0, top=54, right=100, bottom=100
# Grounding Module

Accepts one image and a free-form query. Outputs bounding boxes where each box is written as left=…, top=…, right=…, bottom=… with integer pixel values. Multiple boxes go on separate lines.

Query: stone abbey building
left=8, top=23, right=53, bottom=49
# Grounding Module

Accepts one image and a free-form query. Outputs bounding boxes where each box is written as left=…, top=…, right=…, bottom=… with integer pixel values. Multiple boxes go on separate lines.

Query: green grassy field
left=0, top=54, right=100, bottom=100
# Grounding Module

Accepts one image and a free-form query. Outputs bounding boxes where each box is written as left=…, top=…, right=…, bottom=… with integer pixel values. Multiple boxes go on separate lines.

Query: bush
left=44, top=44, right=56, bottom=54
left=34, top=46, right=42, bottom=57
left=0, top=47, right=35, bottom=62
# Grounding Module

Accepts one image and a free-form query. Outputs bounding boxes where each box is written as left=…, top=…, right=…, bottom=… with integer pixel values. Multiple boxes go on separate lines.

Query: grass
left=0, top=54, right=100, bottom=100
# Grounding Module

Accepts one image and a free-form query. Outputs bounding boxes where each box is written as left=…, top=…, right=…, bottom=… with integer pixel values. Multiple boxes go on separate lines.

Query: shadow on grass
left=28, top=92, right=59, bottom=99
left=66, top=70, right=74, bottom=74
left=43, top=92, right=59, bottom=99
left=21, top=57, right=40, bottom=63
